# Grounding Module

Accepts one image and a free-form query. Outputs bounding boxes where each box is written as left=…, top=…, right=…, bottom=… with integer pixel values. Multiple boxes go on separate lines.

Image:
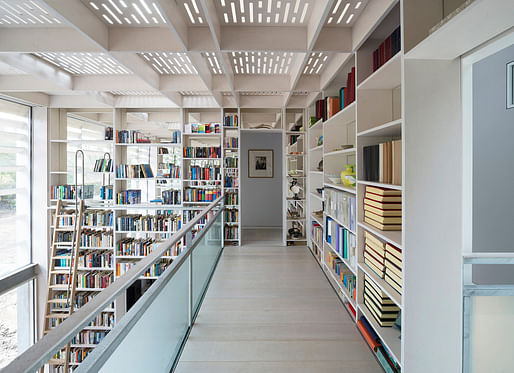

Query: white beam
left=0, top=28, right=101, bottom=53
left=109, top=28, right=183, bottom=52
left=234, top=75, right=290, bottom=92
left=40, top=0, right=108, bottom=50
left=314, top=28, right=353, bottom=52
left=0, top=92, right=50, bottom=107
left=109, top=52, right=160, bottom=90
left=0, top=53, right=72, bottom=90
left=49, top=94, right=113, bottom=108
left=160, top=75, right=209, bottom=92
left=153, top=0, right=188, bottom=49
left=114, top=95, right=179, bottom=109
left=0, top=75, right=66, bottom=92
left=74, top=75, right=155, bottom=92
left=221, top=26, right=307, bottom=51
left=239, top=95, right=287, bottom=108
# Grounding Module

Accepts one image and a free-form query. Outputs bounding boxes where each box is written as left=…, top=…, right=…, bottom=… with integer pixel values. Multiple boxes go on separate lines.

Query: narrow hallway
left=175, top=243, right=381, bottom=372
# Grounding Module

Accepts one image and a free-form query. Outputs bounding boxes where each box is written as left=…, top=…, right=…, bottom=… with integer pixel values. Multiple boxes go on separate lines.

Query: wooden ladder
left=43, top=199, right=85, bottom=372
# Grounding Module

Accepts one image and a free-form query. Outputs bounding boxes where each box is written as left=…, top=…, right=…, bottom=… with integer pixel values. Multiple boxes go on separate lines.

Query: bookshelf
left=305, top=3, right=405, bottom=371
left=222, top=108, right=241, bottom=245
left=285, top=108, right=306, bottom=245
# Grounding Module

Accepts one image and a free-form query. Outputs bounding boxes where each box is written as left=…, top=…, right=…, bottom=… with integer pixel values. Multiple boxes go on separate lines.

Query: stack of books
left=372, top=26, right=401, bottom=72
left=363, top=231, right=386, bottom=278
left=364, top=186, right=402, bottom=231
left=363, top=140, right=402, bottom=185
left=364, top=276, right=400, bottom=327
left=384, top=243, right=402, bottom=295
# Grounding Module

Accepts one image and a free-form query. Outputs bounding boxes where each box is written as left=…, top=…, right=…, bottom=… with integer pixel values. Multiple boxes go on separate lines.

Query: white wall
left=241, top=132, right=282, bottom=228
left=472, top=44, right=514, bottom=284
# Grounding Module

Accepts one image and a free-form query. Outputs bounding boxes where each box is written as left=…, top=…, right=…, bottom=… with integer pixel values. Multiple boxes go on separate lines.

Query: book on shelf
left=364, top=276, right=400, bottom=327
left=116, top=164, right=154, bottom=179
left=364, top=186, right=402, bottom=231
left=183, top=146, right=221, bottom=159
left=224, top=114, right=238, bottom=127
left=325, top=216, right=356, bottom=263
left=51, top=185, right=94, bottom=200
left=357, top=318, right=381, bottom=351
left=384, top=243, right=402, bottom=294
left=224, top=137, right=239, bottom=148
left=184, top=122, right=220, bottom=134
left=116, top=130, right=152, bottom=144
left=377, top=346, right=401, bottom=373
left=100, top=185, right=113, bottom=200
left=116, top=190, right=141, bottom=205
left=93, top=158, right=113, bottom=173
left=105, top=126, right=113, bottom=140
left=372, top=26, right=401, bottom=72
left=325, top=188, right=356, bottom=231
left=363, top=140, right=402, bottom=185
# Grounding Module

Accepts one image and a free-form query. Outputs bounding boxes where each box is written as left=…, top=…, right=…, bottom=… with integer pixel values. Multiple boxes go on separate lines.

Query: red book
left=385, top=36, right=392, bottom=62
left=348, top=303, right=356, bottom=317
left=345, top=73, right=350, bottom=106
left=379, top=42, right=385, bottom=67
left=350, top=67, right=356, bottom=103
left=357, top=320, right=381, bottom=351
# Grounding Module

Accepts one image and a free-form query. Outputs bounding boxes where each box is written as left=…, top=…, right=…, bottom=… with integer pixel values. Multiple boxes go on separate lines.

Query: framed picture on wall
left=248, top=149, right=274, bottom=178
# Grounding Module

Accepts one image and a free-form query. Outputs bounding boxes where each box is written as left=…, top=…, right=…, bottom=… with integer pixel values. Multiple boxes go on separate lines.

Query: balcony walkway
left=175, top=230, right=381, bottom=373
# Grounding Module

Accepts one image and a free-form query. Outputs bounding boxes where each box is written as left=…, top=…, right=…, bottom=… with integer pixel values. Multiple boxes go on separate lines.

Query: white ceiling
left=0, top=0, right=373, bottom=108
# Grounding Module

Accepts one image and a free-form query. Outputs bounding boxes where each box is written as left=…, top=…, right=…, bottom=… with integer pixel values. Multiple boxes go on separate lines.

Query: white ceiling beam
left=109, top=28, right=183, bottom=52
left=160, top=75, right=209, bottom=92
left=288, top=53, right=308, bottom=90
left=0, top=92, right=50, bottom=107
left=0, top=53, right=72, bottom=90
left=314, top=28, right=353, bottom=52
left=114, top=95, right=179, bottom=109
left=109, top=52, right=160, bottom=90
left=49, top=94, right=113, bottom=108
left=234, top=75, right=290, bottom=92
left=239, top=95, right=287, bottom=109
left=285, top=0, right=334, bottom=106
left=39, top=0, right=108, bottom=50
left=153, top=0, right=189, bottom=49
left=0, top=75, right=66, bottom=92
left=200, top=0, right=238, bottom=106
left=220, top=26, right=307, bottom=51
left=294, top=75, right=322, bottom=91
left=0, top=28, right=101, bottom=53
left=74, top=75, right=155, bottom=92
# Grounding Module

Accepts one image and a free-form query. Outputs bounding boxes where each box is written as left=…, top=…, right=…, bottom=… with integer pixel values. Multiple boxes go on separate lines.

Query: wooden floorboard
left=175, top=232, right=381, bottom=372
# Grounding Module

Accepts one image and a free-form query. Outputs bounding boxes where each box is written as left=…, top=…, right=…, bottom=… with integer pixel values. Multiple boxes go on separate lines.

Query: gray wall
left=473, top=44, right=514, bottom=284
left=241, top=132, right=282, bottom=228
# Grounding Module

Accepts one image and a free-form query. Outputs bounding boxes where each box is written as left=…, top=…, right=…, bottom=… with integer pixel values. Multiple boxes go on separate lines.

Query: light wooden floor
left=175, top=234, right=381, bottom=373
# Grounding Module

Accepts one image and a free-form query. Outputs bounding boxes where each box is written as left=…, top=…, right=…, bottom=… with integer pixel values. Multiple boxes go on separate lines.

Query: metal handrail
left=1, top=195, right=224, bottom=373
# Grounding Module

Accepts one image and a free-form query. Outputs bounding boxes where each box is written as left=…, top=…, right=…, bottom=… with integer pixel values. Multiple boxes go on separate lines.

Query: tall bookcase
left=306, top=3, right=404, bottom=370
left=222, top=108, right=241, bottom=246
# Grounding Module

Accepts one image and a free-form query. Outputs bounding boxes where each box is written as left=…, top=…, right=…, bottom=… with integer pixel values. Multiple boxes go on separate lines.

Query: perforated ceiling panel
left=0, top=0, right=64, bottom=26
left=83, top=0, right=167, bottom=26
left=203, top=52, right=223, bottom=75
left=109, top=90, right=159, bottom=95
left=179, top=91, right=211, bottom=96
left=240, top=91, right=284, bottom=96
left=139, top=52, right=198, bottom=75
left=216, top=0, right=313, bottom=26
left=303, top=52, right=329, bottom=75
left=325, top=0, right=367, bottom=26
left=34, top=53, right=131, bottom=75
left=176, top=0, right=207, bottom=25
left=231, top=51, right=294, bottom=75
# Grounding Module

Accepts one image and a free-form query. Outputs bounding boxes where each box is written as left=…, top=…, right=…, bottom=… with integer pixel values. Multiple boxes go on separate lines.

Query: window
left=0, top=99, right=31, bottom=276
left=0, top=98, right=34, bottom=369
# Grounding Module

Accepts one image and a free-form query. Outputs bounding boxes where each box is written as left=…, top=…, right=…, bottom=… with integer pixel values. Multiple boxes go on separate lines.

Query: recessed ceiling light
left=191, top=0, right=200, bottom=14
left=283, top=2, right=289, bottom=22
left=355, top=1, right=361, bottom=9
left=230, top=2, right=237, bottom=23
left=300, top=3, right=308, bottom=23
left=139, top=0, right=152, bottom=14
left=183, top=3, right=195, bottom=23
left=333, top=0, right=342, bottom=14
left=346, top=13, right=354, bottom=23
left=108, top=0, right=122, bottom=14
left=337, top=3, right=350, bottom=23
left=90, top=2, right=99, bottom=10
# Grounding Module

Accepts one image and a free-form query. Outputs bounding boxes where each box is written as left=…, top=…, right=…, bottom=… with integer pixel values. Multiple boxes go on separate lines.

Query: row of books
left=187, top=166, right=221, bottom=181
left=223, top=209, right=239, bottom=222
left=51, top=185, right=94, bottom=200
left=364, top=231, right=403, bottom=294
left=327, top=251, right=356, bottom=300
left=82, top=210, right=113, bottom=227
left=364, top=275, right=400, bottom=327
left=162, top=189, right=181, bottom=205
left=357, top=315, right=401, bottom=372
left=224, top=114, right=238, bottom=127
left=325, top=188, right=356, bottom=232
left=77, top=272, right=113, bottom=289
left=224, top=176, right=239, bottom=188
left=184, top=122, right=221, bottom=134
left=116, top=130, right=151, bottom=144
left=326, top=216, right=356, bottom=266
left=314, top=67, right=355, bottom=121
left=224, top=192, right=239, bottom=205
left=373, top=26, right=401, bottom=72
left=116, top=189, right=141, bottom=205
left=80, top=229, right=113, bottom=248
left=183, top=188, right=221, bottom=202
left=224, top=137, right=238, bottom=148
left=78, top=252, right=113, bottom=268
left=157, top=163, right=180, bottom=178
left=71, top=330, right=107, bottom=345
left=364, top=186, right=402, bottom=231
left=224, top=225, right=239, bottom=240
left=183, top=146, right=221, bottom=159
left=87, top=312, right=115, bottom=328
left=93, top=158, right=113, bottom=172
left=363, top=140, right=401, bottom=185
left=100, top=185, right=113, bottom=200
left=224, top=156, right=238, bottom=168
left=116, top=213, right=182, bottom=232
left=116, top=260, right=170, bottom=278
left=311, top=221, right=323, bottom=248
left=116, top=238, right=156, bottom=256
left=116, top=164, right=154, bottom=179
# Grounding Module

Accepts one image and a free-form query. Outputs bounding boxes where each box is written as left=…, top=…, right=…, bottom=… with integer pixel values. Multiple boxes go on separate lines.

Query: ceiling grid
left=0, top=0, right=370, bottom=107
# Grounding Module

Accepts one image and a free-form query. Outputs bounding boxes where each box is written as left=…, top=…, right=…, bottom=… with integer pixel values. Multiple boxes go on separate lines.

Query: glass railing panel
left=192, top=213, right=222, bottom=314
left=96, top=256, right=190, bottom=372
